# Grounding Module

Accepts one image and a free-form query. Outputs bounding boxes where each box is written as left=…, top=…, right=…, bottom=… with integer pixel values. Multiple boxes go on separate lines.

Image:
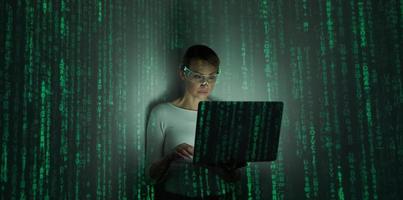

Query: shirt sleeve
left=144, top=107, right=166, bottom=185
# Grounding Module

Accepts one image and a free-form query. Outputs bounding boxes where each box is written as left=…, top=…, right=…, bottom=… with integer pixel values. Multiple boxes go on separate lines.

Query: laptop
left=192, top=101, right=284, bottom=168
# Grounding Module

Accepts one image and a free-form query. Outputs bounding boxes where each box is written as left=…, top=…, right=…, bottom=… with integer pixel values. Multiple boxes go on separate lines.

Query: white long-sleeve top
left=144, top=102, right=234, bottom=197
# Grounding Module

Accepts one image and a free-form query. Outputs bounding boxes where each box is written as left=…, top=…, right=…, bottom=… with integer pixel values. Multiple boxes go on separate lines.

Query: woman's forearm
left=149, top=153, right=175, bottom=183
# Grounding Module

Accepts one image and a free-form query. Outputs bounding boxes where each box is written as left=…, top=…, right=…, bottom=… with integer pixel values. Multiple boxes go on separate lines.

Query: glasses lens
left=184, top=66, right=218, bottom=83
left=197, top=75, right=217, bottom=83
left=191, top=74, right=203, bottom=82
left=207, top=75, right=217, bottom=82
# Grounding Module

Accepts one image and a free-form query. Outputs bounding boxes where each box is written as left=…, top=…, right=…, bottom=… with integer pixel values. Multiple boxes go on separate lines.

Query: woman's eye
left=193, top=75, right=202, bottom=79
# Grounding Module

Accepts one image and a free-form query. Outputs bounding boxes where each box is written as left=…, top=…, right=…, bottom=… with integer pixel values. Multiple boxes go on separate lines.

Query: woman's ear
left=178, top=68, right=186, bottom=81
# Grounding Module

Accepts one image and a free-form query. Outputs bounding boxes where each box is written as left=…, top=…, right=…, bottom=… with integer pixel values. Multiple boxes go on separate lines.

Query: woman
left=145, top=44, right=242, bottom=200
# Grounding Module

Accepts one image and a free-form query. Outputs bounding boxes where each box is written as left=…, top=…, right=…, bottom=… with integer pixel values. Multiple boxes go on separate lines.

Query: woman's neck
left=172, top=94, right=209, bottom=111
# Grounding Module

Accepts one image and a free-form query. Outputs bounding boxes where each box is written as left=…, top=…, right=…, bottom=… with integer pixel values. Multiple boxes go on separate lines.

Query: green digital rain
left=0, top=0, right=401, bottom=199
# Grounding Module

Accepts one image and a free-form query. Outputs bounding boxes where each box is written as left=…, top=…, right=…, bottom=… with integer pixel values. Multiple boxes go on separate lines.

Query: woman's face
left=179, top=59, right=218, bottom=100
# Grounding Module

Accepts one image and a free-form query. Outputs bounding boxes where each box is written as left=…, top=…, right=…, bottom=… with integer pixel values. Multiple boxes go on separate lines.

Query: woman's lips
left=198, top=91, right=208, bottom=93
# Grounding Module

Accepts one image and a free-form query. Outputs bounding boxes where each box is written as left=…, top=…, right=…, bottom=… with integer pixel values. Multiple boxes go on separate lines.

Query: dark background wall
left=0, top=0, right=402, bottom=199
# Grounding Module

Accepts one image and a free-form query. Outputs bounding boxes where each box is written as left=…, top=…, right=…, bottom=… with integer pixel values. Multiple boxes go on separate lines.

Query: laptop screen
left=193, top=101, right=284, bottom=166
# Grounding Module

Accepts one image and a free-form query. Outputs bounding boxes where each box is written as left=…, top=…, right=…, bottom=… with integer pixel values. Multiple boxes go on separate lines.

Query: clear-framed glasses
left=183, top=65, right=220, bottom=84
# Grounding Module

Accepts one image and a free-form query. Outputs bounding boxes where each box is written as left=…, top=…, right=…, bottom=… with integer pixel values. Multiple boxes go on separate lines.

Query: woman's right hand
left=149, top=143, right=194, bottom=183
left=168, top=143, right=194, bottom=161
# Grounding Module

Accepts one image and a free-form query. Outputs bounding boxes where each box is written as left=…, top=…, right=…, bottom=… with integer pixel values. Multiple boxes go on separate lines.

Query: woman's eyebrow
left=193, top=70, right=218, bottom=75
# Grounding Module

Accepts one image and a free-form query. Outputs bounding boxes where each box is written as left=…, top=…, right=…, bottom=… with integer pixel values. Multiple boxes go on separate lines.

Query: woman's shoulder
left=147, top=103, right=171, bottom=125
left=150, top=102, right=177, bottom=117
left=151, top=102, right=171, bottom=113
